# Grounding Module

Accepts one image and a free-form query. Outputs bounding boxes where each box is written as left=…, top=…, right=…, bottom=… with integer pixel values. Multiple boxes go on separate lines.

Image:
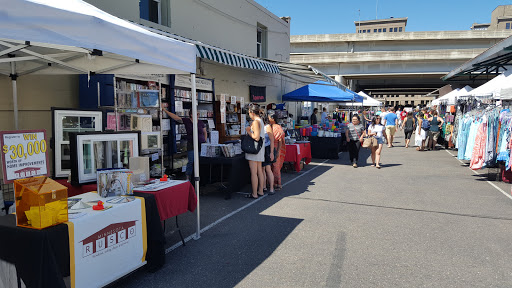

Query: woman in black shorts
left=401, top=112, right=416, bottom=148
left=261, top=110, right=276, bottom=194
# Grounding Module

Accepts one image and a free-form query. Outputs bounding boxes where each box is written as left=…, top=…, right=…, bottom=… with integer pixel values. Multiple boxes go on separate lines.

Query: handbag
left=362, top=137, right=372, bottom=148
left=241, top=134, right=263, bottom=154
left=362, top=136, right=378, bottom=148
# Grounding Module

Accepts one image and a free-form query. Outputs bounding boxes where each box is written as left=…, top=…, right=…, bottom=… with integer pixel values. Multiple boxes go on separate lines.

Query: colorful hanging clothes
left=470, top=118, right=487, bottom=170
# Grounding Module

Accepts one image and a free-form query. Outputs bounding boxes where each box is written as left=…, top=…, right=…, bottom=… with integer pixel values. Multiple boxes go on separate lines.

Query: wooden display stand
left=215, top=100, right=242, bottom=144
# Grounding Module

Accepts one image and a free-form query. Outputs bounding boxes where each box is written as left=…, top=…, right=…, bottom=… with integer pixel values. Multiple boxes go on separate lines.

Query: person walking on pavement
left=427, top=110, right=444, bottom=150
left=310, top=108, right=318, bottom=125
left=244, top=104, right=266, bottom=199
left=401, top=112, right=416, bottom=148
left=345, top=115, right=366, bottom=168
left=163, top=108, right=207, bottom=181
left=415, top=111, right=427, bottom=151
left=368, top=115, right=386, bottom=169
left=383, top=107, right=398, bottom=148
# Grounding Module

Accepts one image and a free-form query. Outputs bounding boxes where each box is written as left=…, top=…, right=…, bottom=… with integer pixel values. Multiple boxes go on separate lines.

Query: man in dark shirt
left=163, top=108, right=207, bottom=179
left=310, top=108, right=318, bottom=125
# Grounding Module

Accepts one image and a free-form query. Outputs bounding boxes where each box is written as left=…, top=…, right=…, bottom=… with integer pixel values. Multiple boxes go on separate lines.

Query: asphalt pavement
left=112, top=131, right=512, bottom=288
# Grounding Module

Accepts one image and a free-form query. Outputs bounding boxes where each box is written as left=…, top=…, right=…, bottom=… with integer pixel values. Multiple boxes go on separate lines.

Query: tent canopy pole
left=10, top=61, right=18, bottom=130
left=191, top=73, right=201, bottom=240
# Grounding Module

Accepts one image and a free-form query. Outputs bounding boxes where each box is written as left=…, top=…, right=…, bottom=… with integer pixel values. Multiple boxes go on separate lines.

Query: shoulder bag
left=241, top=134, right=263, bottom=154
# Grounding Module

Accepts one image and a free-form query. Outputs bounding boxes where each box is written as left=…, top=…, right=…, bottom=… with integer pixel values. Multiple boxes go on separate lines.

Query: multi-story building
left=291, top=5, right=512, bottom=108
left=473, top=5, right=512, bottom=31
left=355, top=17, right=407, bottom=34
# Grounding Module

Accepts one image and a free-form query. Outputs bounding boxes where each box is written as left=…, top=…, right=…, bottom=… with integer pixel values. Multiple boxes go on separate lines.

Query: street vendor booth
left=282, top=81, right=363, bottom=159
left=0, top=0, right=205, bottom=287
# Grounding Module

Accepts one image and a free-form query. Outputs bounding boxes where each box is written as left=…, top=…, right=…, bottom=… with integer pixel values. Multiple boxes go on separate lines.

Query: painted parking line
left=444, top=149, right=512, bottom=201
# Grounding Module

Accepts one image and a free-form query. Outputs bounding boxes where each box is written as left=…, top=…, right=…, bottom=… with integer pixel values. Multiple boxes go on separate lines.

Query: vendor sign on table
left=66, top=192, right=147, bottom=288
left=0, top=130, right=49, bottom=183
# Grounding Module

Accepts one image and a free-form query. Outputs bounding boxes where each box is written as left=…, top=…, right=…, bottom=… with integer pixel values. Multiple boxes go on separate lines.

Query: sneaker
left=353, top=163, right=358, bottom=168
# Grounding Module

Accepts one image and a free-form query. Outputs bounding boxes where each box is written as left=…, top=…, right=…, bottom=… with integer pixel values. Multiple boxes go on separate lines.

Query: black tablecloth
left=0, top=214, right=69, bottom=288
left=0, top=194, right=165, bottom=287
left=309, top=136, right=343, bottom=159
left=199, top=154, right=250, bottom=197
left=133, top=193, right=166, bottom=272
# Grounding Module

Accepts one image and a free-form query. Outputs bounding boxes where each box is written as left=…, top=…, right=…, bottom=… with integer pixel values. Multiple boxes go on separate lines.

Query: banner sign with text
left=69, top=193, right=146, bottom=288
left=249, top=86, right=266, bottom=102
left=0, top=130, right=49, bottom=183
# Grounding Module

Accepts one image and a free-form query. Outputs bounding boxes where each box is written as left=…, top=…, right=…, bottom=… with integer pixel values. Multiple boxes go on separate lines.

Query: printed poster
left=0, top=130, right=49, bottom=183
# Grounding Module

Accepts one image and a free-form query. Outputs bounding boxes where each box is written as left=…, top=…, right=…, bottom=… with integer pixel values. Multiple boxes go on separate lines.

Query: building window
left=383, top=28, right=387, bottom=32
left=421, top=100, right=424, bottom=105
left=378, top=28, right=382, bottom=32
left=399, top=27, right=403, bottom=32
left=257, top=24, right=267, bottom=58
left=405, top=101, right=409, bottom=105
left=394, top=27, right=398, bottom=32
left=363, top=30, right=366, bottom=33
left=367, top=29, right=371, bottom=33
left=374, top=29, right=377, bottom=33
left=411, top=101, right=415, bottom=106
left=140, top=0, right=162, bottom=24
left=507, top=23, right=511, bottom=29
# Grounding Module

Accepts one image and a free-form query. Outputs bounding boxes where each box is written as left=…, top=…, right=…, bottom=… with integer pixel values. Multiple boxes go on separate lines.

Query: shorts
left=385, top=126, right=396, bottom=136
left=429, top=131, right=440, bottom=141
left=404, top=130, right=413, bottom=140
left=376, top=137, right=385, bottom=145
left=263, top=146, right=276, bottom=167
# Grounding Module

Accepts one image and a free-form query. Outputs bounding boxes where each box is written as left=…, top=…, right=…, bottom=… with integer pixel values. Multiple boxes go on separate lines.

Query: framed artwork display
left=52, top=109, right=103, bottom=178
left=69, top=131, right=140, bottom=184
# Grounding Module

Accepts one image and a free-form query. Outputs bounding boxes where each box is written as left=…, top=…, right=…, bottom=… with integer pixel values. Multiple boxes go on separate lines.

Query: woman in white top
left=367, top=115, right=387, bottom=169
left=245, top=104, right=266, bottom=199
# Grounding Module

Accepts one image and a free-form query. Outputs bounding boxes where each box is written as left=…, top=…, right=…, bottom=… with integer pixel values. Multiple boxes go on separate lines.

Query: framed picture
left=52, top=108, right=103, bottom=178
left=69, top=131, right=140, bottom=184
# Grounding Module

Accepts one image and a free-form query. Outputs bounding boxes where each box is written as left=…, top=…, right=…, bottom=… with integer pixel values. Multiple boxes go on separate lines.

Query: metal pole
left=191, top=73, right=201, bottom=240
left=10, top=62, right=18, bottom=130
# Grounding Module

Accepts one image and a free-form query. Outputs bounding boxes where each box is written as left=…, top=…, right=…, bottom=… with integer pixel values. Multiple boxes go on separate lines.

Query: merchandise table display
left=134, top=180, right=197, bottom=221
left=284, top=143, right=312, bottom=172
left=199, top=154, right=250, bottom=198
left=0, top=193, right=164, bottom=288
left=309, top=136, right=343, bottom=159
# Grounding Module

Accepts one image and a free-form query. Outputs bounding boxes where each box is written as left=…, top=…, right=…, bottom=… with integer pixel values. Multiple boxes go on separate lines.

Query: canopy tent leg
left=191, top=73, right=201, bottom=240
left=10, top=62, right=18, bottom=130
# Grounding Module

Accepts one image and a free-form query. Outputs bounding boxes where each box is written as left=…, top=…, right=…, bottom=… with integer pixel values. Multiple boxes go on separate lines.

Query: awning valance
left=195, top=44, right=279, bottom=74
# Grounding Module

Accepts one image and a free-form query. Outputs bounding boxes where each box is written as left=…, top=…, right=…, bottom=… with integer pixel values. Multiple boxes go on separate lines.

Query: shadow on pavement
left=110, top=165, right=334, bottom=288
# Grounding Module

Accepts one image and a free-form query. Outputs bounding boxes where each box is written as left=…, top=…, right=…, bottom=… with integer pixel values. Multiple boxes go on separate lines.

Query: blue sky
left=255, top=0, right=512, bottom=35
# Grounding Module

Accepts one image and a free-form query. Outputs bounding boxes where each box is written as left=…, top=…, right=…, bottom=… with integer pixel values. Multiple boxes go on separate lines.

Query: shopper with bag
left=368, top=116, right=386, bottom=168
left=244, top=104, right=266, bottom=199
left=401, top=112, right=416, bottom=148
left=415, top=112, right=428, bottom=151
left=345, top=115, right=366, bottom=168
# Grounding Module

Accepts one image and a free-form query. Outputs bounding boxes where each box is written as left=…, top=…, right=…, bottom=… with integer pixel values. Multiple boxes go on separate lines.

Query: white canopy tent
left=339, top=91, right=382, bottom=107
left=465, top=71, right=512, bottom=100
left=0, top=0, right=204, bottom=238
left=431, top=88, right=459, bottom=106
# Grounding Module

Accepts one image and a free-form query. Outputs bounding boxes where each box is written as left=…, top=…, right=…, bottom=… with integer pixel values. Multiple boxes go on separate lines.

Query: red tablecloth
left=134, top=181, right=197, bottom=221
left=284, top=143, right=312, bottom=172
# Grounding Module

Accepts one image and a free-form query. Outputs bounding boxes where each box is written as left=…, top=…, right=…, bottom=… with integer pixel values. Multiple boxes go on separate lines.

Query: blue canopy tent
left=283, top=81, right=364, bottom=103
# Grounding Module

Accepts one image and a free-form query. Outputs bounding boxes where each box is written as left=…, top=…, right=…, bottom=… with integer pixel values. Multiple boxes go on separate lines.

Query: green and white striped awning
left=196, top=44, right=280, bottom=74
